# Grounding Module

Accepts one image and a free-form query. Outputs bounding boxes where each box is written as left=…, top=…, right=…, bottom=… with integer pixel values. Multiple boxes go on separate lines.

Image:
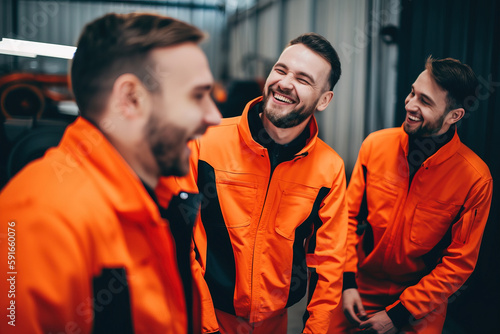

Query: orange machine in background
left=0, top=72, right=77, bottom=188
left=0, top=72, right=75, bottom=120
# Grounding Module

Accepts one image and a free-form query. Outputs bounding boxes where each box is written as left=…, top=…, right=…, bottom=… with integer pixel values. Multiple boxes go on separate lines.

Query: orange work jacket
left=0, top=117, right=188, bottom=334
left=345, top=126, right=493, bottom=326
left=158, top=97, right=348, bottom=333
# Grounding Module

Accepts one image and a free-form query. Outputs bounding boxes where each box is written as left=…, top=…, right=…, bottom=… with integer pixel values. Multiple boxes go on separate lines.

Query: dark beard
left=262, top=90, right=317, bottom=129
left=266, top=104, right=312, bottom=128
left=404, top=113, right=446, bottom=138
left=145, top=113, right=187, bottom=177
left=152, top=141, right=185, bottom=177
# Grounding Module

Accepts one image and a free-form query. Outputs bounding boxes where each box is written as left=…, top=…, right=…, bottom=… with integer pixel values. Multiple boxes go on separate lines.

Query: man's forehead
left=150, top=43, right=213, bottom=85
left=414, top=70, right=445, bottom=93
left=276, top=44, right=330, bottom=85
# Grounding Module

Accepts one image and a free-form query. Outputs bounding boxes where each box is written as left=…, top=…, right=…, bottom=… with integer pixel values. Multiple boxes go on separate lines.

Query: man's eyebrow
left=275, top=62, right=316, bottom=85
left=193, top=84, right=213, bottom=92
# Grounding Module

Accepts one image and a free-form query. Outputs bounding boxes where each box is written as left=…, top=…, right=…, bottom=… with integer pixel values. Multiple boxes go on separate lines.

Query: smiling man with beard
left=0, top=13, right=220, bottom=334
left=329, top=57, right=493, bottom=334
left=158, top=33, right=347, bottom=334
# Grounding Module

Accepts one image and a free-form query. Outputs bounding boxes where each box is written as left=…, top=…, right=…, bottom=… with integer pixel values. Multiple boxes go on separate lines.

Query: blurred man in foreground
left=0, top=12, right=220, bottom=333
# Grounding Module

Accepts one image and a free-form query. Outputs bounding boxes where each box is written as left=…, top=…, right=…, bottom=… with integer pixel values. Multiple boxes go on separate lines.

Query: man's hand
left=342, top=288, right=367, bottom=325
left=359, top=310, right=397, bottom=334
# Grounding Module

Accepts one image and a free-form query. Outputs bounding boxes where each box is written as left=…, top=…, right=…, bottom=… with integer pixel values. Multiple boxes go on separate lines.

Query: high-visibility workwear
left=333, top=126, right=492, bottom=332
left=158, top=97, right=348, bottom=333
left=0, top=117, right=189, bottom=334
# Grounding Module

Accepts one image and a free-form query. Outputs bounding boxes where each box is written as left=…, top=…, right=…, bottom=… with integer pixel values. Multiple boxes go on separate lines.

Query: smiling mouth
left=407, top=114, right=422, bottom=122
left=273, top=92, right=295, bottom=104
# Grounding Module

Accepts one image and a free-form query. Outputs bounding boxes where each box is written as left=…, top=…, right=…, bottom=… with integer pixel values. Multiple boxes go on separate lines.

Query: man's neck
left=103, top=131, right=159, bottom=189
left=406, top=126, right=455, bottom=182
left=247, top=102, right=310, bottom=152
left=260, top=113, right=311, bottom=145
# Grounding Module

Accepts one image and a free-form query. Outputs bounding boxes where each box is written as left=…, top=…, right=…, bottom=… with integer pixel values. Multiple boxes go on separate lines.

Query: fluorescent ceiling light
left=0, top=38, right=76, bottom=59
left=0, top=48, right=36, bottom=58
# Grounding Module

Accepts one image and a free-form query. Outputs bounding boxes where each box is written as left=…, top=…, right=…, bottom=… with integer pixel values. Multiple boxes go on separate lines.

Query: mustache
left=267, top=86, right=297, bottom=101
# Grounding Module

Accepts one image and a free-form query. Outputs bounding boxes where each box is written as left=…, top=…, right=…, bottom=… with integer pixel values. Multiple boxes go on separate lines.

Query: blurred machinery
left=213, top=79, right=264, bottom=118
left=0, top=72, right=77, bottom=188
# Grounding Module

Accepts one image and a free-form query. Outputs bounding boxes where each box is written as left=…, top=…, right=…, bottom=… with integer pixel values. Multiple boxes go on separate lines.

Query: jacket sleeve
left=157, top=139, right=221, bottom=334
left=386, top=177, right=493, bottom=328
left=303, top=161, right=348, bottom=334
left=0, top=202, right=93, bottom=334
left=342, top=140, right=370, bottom=289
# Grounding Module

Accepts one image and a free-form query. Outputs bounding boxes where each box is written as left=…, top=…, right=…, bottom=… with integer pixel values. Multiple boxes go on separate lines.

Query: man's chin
left=169, top=165, right=189, bottom=177
left=403, top=123, right=418, bottom=136
left=159, top=160, right=189, bottom=178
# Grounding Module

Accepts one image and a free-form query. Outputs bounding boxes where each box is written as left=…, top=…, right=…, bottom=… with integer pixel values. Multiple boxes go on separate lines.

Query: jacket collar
left=60, top=117, right=161, bottom=223
left=237, top=96, right=319, bottom=156
left=399, top=124, right=462, bottom=168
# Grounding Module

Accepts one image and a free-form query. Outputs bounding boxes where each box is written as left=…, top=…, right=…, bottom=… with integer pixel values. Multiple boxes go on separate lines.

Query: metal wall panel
left=364, top=0, right=400, bottom=135
left=3, top=0, right=226, bottom=78
left=313, top=0, right=368, bottom=173
left=229, top=13, right=257, bottom=79
left=284, top=0, right=313, bottom=42
left=228, top=0, right=369, bottom=172
left=0, top=0, right=14, bottom=40
left=256, top=3, right=279, bottom=78
left=0, top=0, right=15, bottom=73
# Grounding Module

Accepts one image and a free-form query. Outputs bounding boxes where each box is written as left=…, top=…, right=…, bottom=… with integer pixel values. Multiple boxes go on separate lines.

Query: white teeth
left=274, top=93, right=293, bottom=104
left=408, top=115, right=421, bottom=121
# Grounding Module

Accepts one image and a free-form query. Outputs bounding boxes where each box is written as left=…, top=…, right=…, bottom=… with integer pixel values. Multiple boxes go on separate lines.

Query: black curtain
left=396, top=0, right=500, bottom=333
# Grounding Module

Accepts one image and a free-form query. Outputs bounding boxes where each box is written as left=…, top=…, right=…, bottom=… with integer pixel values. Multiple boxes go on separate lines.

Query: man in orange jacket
left=0, top=13, right=220, bottom=333
left=158, top=33, right=348, bottom=334
left=329, top=57, right=493, bottom=334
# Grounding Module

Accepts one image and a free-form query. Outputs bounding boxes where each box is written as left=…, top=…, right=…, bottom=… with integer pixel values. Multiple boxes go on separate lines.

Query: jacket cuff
left=386, top=301, right=414, bottom=329
left=342, top=272, right=357, bottom=291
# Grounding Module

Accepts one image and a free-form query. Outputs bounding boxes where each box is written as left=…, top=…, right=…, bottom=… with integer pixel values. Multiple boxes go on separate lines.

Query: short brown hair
left=71, top=13, right=204, bottom=119
left=288, top=33, right=341, bottom=91
left=425, top=56, right=478, bottom=114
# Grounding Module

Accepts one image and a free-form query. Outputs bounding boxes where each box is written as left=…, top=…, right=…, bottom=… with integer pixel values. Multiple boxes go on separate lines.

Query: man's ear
left=316, top=91, right=334, bottom=112
left=446, top=107, right=465, bottom=125
left=112, top=73, right=148, bottom=119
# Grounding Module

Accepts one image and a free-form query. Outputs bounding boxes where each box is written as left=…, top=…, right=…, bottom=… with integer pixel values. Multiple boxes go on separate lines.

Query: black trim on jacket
left=92, top=268, right=133, bottom=334
left=197, top=160, right=237, bottom=315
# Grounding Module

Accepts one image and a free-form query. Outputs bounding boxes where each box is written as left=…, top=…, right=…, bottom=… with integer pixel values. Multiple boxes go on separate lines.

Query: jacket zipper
left=249, top=151, right=273, bottom=321
left=249, top=150, right=308, bottom=320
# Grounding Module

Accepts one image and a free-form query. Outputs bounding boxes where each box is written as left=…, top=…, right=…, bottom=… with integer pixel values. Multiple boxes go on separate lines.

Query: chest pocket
left=366, top=180, right=399, bottom=230
left=411, top=201, right=461, bottom=248
left=216, top=179, right=258, bottom=228
left=275, top=189, right=317, bottom=240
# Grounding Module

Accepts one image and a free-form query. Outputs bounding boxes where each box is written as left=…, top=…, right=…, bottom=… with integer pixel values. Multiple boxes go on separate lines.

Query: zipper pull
left=293, top=152, right=308, bottom=161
